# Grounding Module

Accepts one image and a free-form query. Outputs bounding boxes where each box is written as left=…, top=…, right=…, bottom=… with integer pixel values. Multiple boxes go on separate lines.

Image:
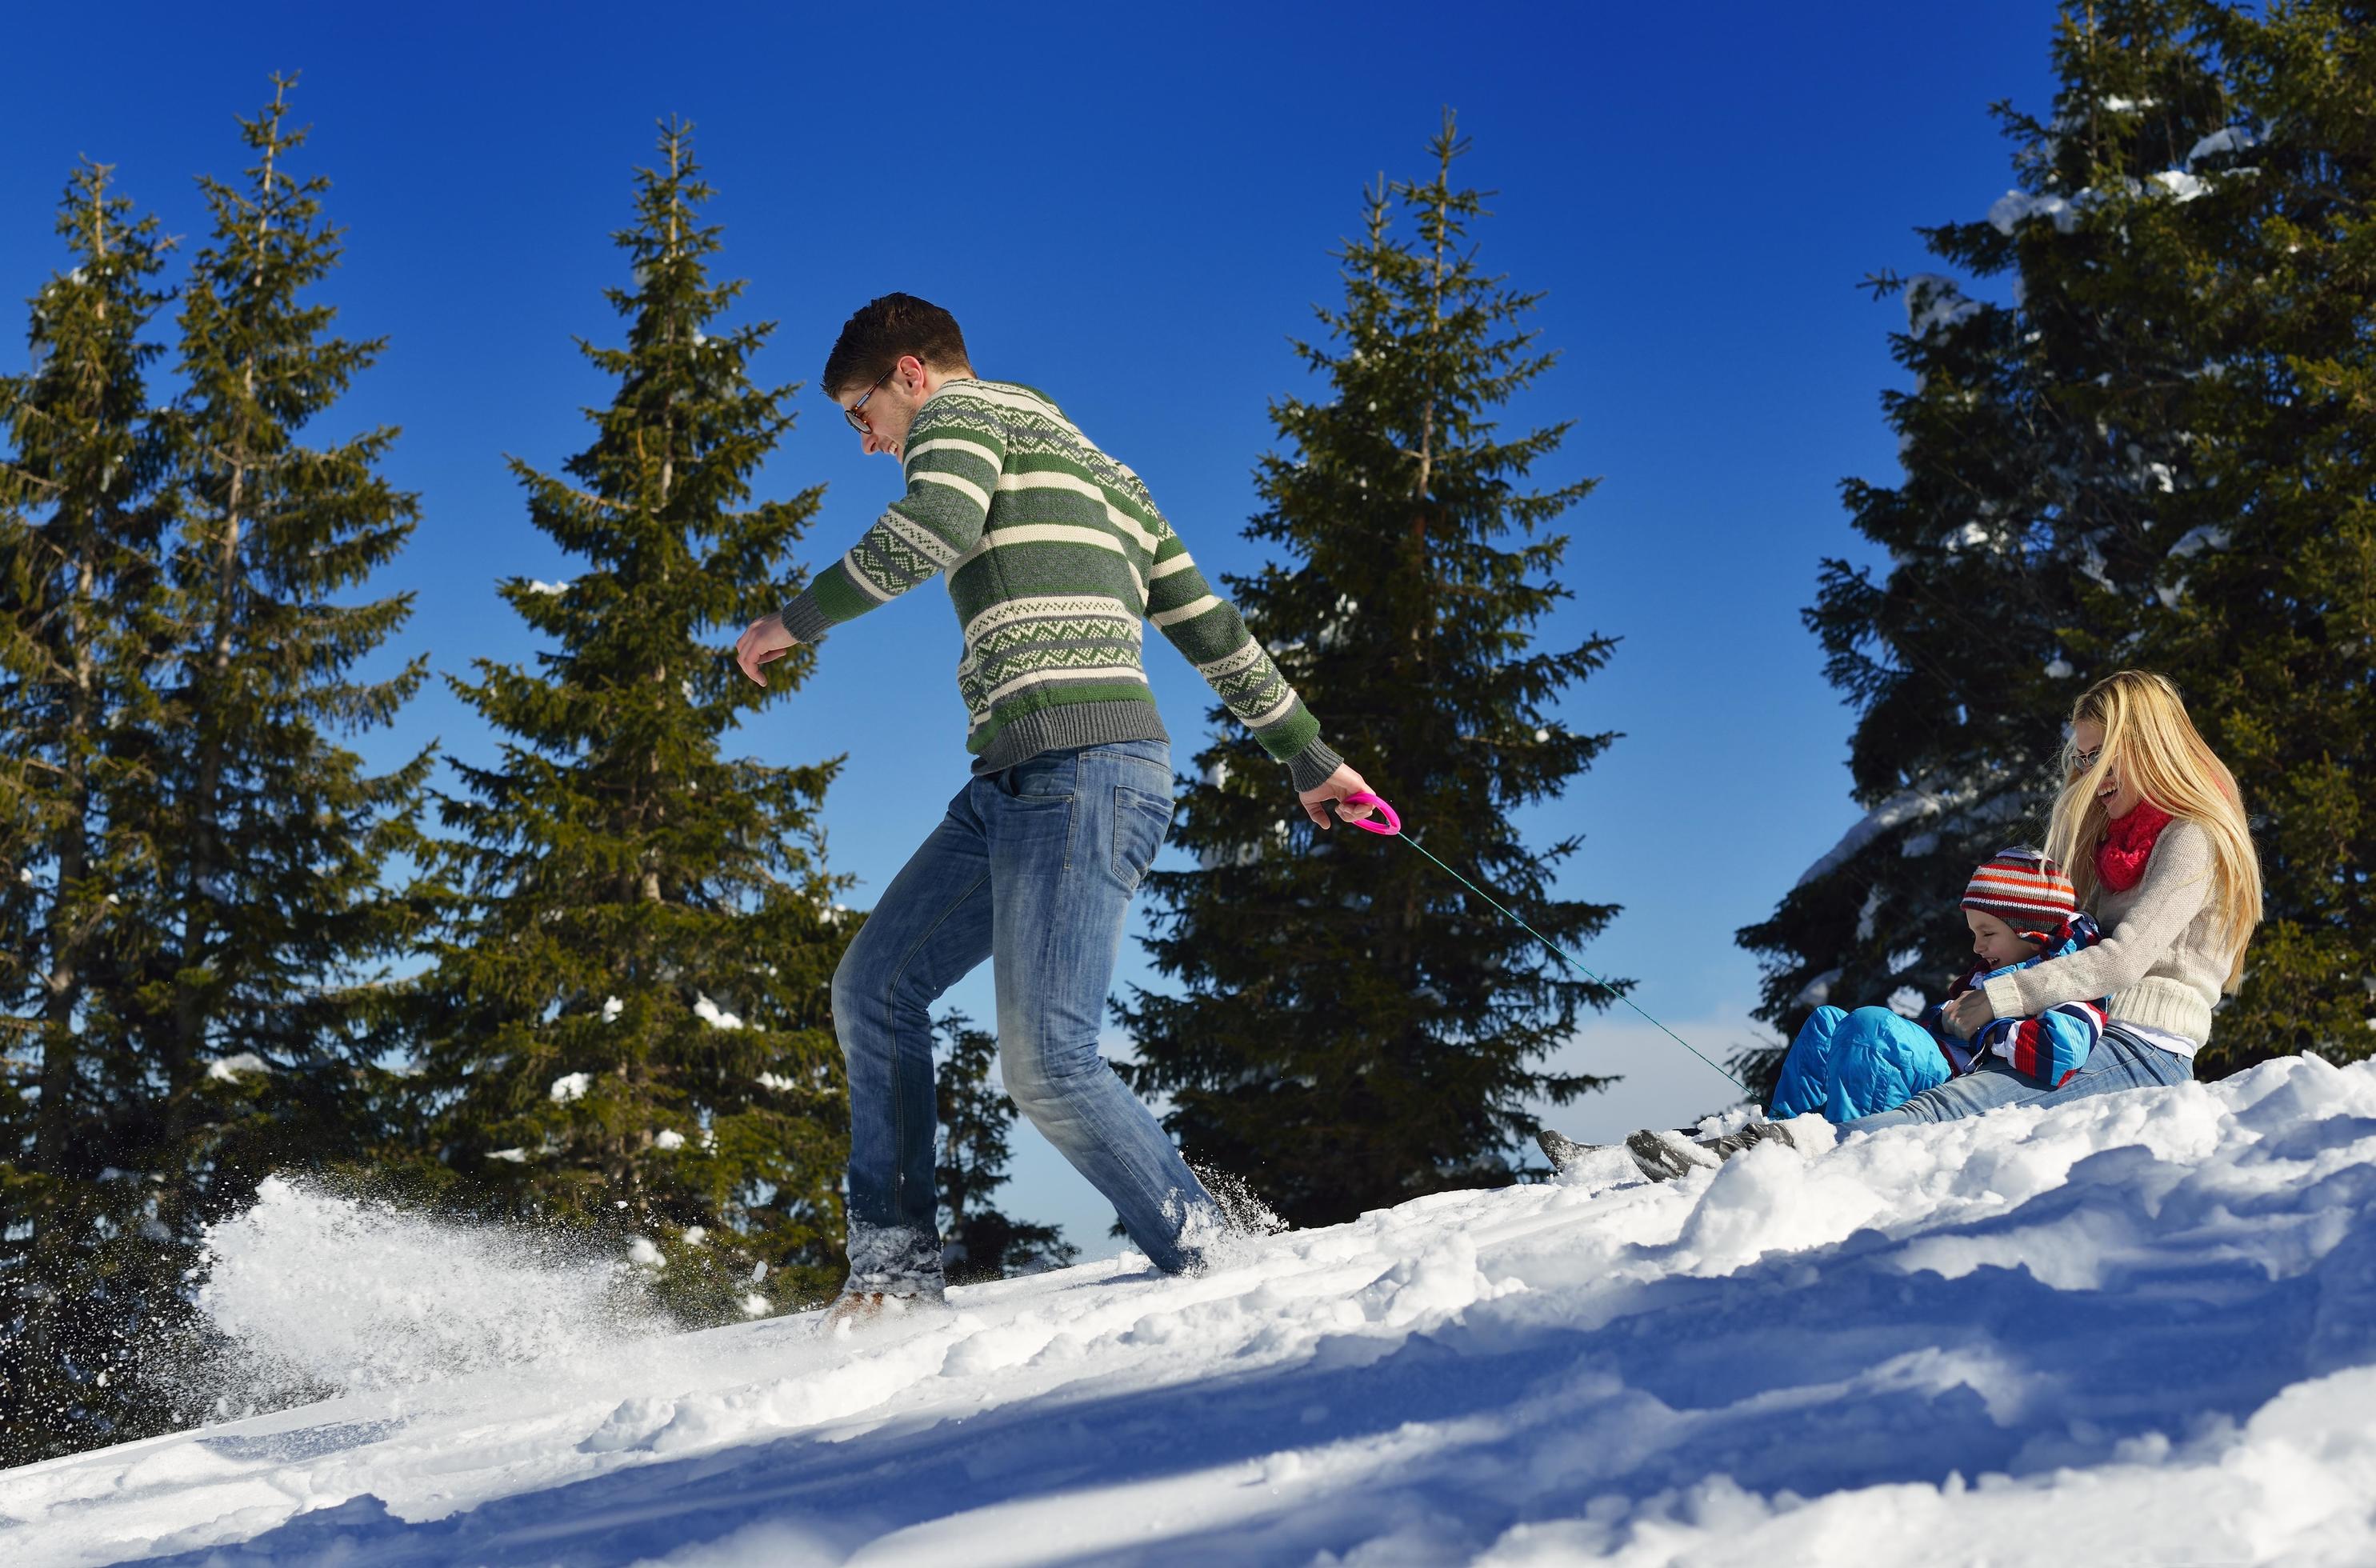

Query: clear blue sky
left=4, top=1, right=2062, bottom=1257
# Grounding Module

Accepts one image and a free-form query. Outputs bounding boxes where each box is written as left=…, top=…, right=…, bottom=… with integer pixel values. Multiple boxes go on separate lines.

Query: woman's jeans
left=1839, top=1024, right=2195, bottom=1136
left=831, top=738, right=1221, bottom=1290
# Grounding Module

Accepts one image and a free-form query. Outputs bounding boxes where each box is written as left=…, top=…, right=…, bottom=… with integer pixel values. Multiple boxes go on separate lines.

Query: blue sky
left=3, top=1, right=2062, bottom=1256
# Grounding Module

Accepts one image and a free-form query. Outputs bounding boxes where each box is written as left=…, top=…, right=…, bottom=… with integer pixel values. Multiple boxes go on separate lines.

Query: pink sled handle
left=1339, top=790, right=1401, bottom=836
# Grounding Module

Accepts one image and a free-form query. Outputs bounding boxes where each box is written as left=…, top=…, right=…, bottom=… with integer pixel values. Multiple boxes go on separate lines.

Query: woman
left=1615, top=670, right=2263, bottom=1179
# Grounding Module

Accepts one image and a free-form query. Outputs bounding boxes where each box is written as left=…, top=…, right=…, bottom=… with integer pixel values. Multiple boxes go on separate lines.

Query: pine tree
left=1736, top=3, right=2243, bottom=1095
left=2144, top=0, right=2376, bottom=1071
left=931, top=1010, right=1076, bottom=1284
left=413, top=120, right=853, bottom=1319
left=1118, top=114, right=1621, bottom=1228
left=0, top=162, right=185, bottom=1465
left=125, top=74, right=432, bottom=1246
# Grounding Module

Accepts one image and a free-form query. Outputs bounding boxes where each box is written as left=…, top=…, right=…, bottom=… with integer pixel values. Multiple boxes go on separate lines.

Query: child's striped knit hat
left=1962, top=846, right=2077, bottom=930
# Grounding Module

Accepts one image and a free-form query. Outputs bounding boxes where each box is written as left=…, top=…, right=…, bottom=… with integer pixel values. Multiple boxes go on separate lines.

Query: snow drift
left=6, top=1055, right=2376, bottom=1566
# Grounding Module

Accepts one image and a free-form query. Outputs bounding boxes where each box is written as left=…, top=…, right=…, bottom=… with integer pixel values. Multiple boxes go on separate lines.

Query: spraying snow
left=190, top=1176, right=654, bottom=1411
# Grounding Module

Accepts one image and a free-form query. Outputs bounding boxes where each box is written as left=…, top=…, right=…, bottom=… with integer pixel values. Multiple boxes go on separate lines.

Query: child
left=1540, top=849, right=2107, bottom=1181
left=1766, top=847, right=2106, bottom=1126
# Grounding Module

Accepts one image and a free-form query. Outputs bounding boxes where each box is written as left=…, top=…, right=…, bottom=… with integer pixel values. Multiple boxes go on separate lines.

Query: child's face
left=1965, top=910, right=2042, bottom=969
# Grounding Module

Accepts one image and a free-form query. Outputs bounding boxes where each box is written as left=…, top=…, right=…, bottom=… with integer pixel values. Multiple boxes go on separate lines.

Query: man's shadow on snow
left=123, top=1120, right=2376, bottom=1566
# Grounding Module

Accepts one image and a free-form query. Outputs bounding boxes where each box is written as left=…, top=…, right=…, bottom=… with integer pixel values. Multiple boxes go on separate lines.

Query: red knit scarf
left=2097, top=799, right=2174, bottom=892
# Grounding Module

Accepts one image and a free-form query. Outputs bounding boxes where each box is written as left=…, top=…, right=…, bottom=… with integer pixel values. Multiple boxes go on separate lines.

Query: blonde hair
left=2045, top=670, right=2262, bottom=991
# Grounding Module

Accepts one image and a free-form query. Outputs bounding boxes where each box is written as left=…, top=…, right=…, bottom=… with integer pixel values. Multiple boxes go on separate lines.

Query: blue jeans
left=831, top=738, right=1220, bottom=1287
left=1839, top=1025, right=2194, bottom=1135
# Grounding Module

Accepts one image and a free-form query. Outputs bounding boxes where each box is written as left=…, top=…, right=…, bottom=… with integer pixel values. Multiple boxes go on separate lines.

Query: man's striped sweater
left=778, top=378, right=1343, bottom=790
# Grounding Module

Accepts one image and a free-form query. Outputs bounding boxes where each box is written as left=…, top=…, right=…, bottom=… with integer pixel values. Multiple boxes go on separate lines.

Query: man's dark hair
left=823, top=293, right=971, bottom=397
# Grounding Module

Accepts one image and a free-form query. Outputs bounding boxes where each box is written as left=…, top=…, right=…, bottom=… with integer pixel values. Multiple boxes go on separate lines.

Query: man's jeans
left=1839, top=1024, right=2195, bottom=1136
left=831, top=738, right=1221, bottom=1290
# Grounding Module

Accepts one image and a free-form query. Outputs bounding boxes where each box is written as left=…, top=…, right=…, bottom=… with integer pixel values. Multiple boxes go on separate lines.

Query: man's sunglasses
left=844, top=365, right=897, bottom=433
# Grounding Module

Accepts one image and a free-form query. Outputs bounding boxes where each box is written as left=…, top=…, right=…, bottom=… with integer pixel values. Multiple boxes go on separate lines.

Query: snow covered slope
left=9, top=1055, right=2376, bottom=1566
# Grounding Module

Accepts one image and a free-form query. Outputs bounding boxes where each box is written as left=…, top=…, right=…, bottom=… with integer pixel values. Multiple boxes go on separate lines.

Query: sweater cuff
left=1286, top=738, right=1344, bottom=794
left=1982, top=972, right=2027, bottom=1027
left=778, top=590, right=834, bottom=646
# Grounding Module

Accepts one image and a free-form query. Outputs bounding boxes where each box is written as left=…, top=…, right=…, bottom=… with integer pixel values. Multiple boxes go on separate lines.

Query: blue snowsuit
left=1770, top=917, right=2105, bottom=1123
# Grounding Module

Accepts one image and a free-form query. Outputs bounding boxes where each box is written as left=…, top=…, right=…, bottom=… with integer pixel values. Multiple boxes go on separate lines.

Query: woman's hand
left=1942, top=990, right=1995, bottom=1040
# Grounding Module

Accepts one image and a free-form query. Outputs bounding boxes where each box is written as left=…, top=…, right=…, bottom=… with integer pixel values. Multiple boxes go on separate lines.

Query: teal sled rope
left=1339, top=790, right=1745, bottom=1094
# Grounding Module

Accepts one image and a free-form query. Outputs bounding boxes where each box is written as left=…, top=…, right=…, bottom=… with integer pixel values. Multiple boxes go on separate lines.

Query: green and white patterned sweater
left=778, top=378, right=1342, bottom=790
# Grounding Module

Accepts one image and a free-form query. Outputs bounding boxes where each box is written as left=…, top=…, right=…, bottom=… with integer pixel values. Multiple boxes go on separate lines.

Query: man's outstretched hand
left=1299, top=762, right=1380, bottom=830
left=734, top=612, right=798, bottom=687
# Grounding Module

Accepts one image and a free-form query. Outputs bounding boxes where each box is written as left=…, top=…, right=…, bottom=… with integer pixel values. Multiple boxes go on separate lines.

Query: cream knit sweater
left=1982, top=819, right=2231, bottom=1049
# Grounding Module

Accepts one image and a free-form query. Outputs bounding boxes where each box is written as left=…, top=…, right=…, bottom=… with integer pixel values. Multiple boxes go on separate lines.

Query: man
left=735, top=294, right=1374, bottom=1322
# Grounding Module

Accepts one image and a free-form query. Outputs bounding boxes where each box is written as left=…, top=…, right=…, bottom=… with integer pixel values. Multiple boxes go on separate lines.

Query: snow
left=2150, top=169, right=2211, bottom=203
left=2078, top=533, right=2114, bottom=590
left=1795, top=790, right=1954, bottom=889
left=2187, top=126, right=2259, bottom=164
left=1987, top=190, right=2080, bottom=235
left=1794, top=967, right=1842, bottom=1009
left=2167, top=524, right=2230, bottom=559
left=2045, top=657, right=2075, bottom=679
left=694, top=994, right=745, bottom=1031
left=1903, top=274, right=1983, bottom=338
left=10, top=1058, right=2376, bottom=1565
left=1316, top=594, right=1362, bottom=652
left=526, top=579, right=572, bottom=595
left=1886, top=985, right=1926, bottom=1018
left=550, top=1071, right=591, bottom=1103
left=184, top=1176, right=647, bottom=1407
left=756, top=1072, right=799, bottom=1093
left=602, top=996, right=624, bottom=1022
left=653, top=1130, right=686, bottom=1151
left=204, top=1053, right=269, bottom=1082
